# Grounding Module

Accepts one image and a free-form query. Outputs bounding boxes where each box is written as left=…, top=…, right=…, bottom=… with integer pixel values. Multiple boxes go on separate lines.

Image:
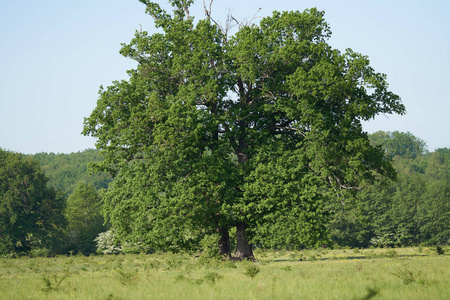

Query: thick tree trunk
left=218, top=226, right=231, bottom=259
left=233, top=222, right=255, bottom=260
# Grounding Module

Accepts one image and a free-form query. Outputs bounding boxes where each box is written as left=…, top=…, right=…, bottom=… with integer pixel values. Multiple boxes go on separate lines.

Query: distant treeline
left=328, top=131, right=450, bottom=248
left=1, top=149, right=111, bottom=255
left=0, top=131, right=448, bottom=256
left=31, top=149, right=112, bottom=195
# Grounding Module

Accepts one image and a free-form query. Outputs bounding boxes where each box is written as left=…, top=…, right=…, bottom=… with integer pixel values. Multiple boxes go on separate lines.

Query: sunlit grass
left=0, top=247, right=448, bottom=299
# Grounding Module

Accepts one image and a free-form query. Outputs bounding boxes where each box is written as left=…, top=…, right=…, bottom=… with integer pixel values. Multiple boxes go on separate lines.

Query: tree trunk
left=218, top=226, right=231, bottom=259
left=233, top=222, right=255, bottom=260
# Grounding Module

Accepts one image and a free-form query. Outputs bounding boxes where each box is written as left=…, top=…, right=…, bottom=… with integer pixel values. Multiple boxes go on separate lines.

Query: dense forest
left=0, top=131, right=448, bottom=256
left=328, top=131, right=450, bottom=248
left=31, top=149, right=112, bottom=195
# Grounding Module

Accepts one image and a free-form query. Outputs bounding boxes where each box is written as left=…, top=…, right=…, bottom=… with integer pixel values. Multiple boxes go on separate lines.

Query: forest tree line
left=0, top=131, right=448, bottom=256
left=328, top=131, right=449, bottom=248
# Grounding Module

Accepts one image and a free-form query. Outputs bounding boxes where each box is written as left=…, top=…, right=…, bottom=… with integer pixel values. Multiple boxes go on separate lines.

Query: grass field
left=0, top=247, right=448, bottom=299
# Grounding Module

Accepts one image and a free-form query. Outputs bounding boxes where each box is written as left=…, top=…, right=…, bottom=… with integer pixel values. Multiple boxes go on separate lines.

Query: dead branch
left=203, top=0, right=213, bottom=19
left=248, top=7, right=262, bottom=25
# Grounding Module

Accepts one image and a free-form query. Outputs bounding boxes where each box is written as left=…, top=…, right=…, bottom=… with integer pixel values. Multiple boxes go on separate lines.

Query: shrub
left=94, top=230, right=122, bottom=254
left=115, top=262, right=139, bottom=285
left=244, top=264, right=260, bottom=278
left=369, top=233, right=399, bottom=248
left=41, top=270, right=70, bottom=292
left=386, top=249, right=398, bottom=258
left=198, top=234, right=222, bottom=264
left=204, top=272, right=222, bottom=283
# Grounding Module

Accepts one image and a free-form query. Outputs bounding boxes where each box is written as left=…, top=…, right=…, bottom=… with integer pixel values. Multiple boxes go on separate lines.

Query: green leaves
left=0, top=149, right=66, bottom=253
left=83, top=2, right=405, bottom=251
left=327, top=133, right=449, bottom=248
left=65, top=182, right=105, bottom=255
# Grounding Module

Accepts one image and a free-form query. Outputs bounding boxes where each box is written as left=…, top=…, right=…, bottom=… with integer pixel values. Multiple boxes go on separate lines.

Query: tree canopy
left=65, top=181, right=106, bottom=255
left=0, top=149, right=66, bottom=253
left=32, top=149, right=112, bottom=195
left=369, top=131, right=427, bottom=159
left=83, top=0, right=405, bottom=259
left=328, top=133, right=449, bottom=248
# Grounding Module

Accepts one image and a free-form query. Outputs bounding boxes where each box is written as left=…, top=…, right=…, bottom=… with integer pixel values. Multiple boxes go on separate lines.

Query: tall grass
left=0, top=247, right=448, bottom=299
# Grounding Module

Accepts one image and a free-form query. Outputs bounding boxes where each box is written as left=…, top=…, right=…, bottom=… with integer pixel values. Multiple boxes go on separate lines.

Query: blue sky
left=1, top=0, right=449, bottom=154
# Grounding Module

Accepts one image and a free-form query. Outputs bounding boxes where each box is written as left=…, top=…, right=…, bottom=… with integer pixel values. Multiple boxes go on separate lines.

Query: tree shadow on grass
left=263, top=253, right=430, bottom=263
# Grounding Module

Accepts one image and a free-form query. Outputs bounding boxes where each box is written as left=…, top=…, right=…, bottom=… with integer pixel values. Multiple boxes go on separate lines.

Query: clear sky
left=1, top=0, right=449, bottom=154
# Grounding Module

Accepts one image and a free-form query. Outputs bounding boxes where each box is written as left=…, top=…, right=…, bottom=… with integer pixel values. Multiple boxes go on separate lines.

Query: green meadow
left=1, top=247, right=448, bottom=300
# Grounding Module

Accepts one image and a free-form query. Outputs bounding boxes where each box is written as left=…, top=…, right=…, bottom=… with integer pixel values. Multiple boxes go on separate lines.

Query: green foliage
left=203, top=271, right=222, bottom=284
left=94, top=229, right=122, bottom=254
left=32, top=149, right=112, bottom=195
left=370, top=234, right=400, bottom=248
left=282, top=265, right=292, bottom=271
left=0, top=149, right=66, bottom=254
left=243, top=263, right=260, bottom=278
left=392, top=266, right=434, bottom=286
left=327, top=131, right=450, bottom=248
left=198, top=234, right=222, bottom=263
left=165, top=256, right=184, bottom=270
left=175, top=271, right=223, bottom=285
left=83, top=1, right=404, bottom=256
left=41, top=270, right=70, bottom=292
left=114, top=262, right=139, bottom=285
left=65, top=182, right=106, bottom=255
left=369, top=131, right=427, bottom=159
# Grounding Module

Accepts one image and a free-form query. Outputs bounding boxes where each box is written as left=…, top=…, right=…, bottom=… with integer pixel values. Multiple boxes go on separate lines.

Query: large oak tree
left=83, top=0, right=405, bottom=259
